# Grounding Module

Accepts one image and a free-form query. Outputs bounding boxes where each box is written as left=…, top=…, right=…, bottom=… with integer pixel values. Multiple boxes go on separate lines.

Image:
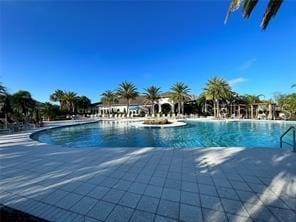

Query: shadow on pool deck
left=0, top=136, right=296, bottom=222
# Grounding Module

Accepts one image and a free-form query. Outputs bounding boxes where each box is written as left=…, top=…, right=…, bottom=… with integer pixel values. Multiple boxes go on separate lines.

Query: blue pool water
left=31, top=121, right=295, bottom=149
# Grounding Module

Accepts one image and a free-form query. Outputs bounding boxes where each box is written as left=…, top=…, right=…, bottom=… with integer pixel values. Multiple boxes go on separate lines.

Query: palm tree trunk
left=152, top=101, right=154, bottom=116
left=217, top=99, right=220, bottom=118
left=127, top=99, right=130, bottom=117
left=178, top=102, right=181, bottom=114
left=4, top=113, right=8, bottom=129
left=213, top=100, right=216, bottom=117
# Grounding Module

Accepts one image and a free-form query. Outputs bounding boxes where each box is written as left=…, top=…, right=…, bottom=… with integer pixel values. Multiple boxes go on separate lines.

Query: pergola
left=250, top=102, right=276, bottom=120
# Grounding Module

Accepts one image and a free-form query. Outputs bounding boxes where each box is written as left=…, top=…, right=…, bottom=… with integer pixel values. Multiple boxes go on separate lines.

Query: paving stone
left=42, top=189, right=69, bottom=205
left=73, top=183, right=96, bottom=195
left=100, top=177, right=118, bottom=188
left=144, top=185, right=163, bottom=198
left=221, top=198, right=249, bottom=217
left=157, top=199, right=179, bottom=220
left=202, top=208, right=228, bottom=222
left=161, top=188, right=180, bottom=202
left=180, top=203, right=203, bottom=222
left=55, top=192, right=83, bottom=209
left=231, top=181, right=252, bottom=192
left=60, top=181, right=83, bottom=192
left=244, top=203, right=277, bottom=222
left=268, top=207, right=296, bottom=222
left=236, top=190, right=261, bottom=204
left=217, top=187, right=239, bottom=200
left=119, top=192, right=141, bottom=208
left=87, top=200, right=115, bottom=221
left=180, top=191, right=200, bottom=206
left=102, top=189, right=125, bottom=204
left=113, top=180, right=132, bottom=191
left=84, top=216, right=100, bottom=222
left=199, top=184, right=217, bottom=196
left=182, top=181, right=199, bottom=193
left=164, top=179, right=181, bottom=190
left=106, top=205, right=134, bottom=222
left=154, top=215, right=177, bottom=222
left=137, top=195, right=160, bottom=214
left=71, top=196, right=97, bottom=215
left=130, top=210, right=155, bottom=222
left=129, top=182, right=147, bottom=194
left=200, top=194, right=224, bottom=211
left=87, top=185, right=110, bottom=199
left=227, top=214, right=252, bottom=222
left=150, top=176, right=166, bottom=187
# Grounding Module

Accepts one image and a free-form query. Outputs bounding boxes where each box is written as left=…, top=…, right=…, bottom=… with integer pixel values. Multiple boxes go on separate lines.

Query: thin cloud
left=239, top=58, right=257, bottom=70
left=228, top=77, right=248, bottom=87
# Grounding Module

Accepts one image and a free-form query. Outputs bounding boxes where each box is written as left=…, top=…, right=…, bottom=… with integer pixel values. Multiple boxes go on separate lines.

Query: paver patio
left=0, top=126, right=296, bottom=222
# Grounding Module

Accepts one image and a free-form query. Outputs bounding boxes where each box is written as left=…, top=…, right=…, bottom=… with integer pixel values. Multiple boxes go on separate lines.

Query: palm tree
left=0, top=84, right=12, bottom=128
left=117, top=81, right=138, bottom=115
left=143, top=86, right=161, bottom=115
left=50, top=89, right=65, bottom=110
left=63, top=91, right=77, bottom=113
left=11, top=90, right=36, bottom=119
left=225, top=0, right=284, bottom=29
left=203, top=77, right=232, bottom=118
left=170, top=82, right=191, bottom=115
left=101, top=90, right=117, bottom=116
left=0, top=83, right=6, bottom=97
left=76, top=96, right=91, bottom=115
left=241, top=94, right=264, bottom=118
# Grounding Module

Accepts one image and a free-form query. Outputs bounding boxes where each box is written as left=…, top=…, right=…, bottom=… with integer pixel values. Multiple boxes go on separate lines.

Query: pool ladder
left=280, top=126, right=296, bottom=152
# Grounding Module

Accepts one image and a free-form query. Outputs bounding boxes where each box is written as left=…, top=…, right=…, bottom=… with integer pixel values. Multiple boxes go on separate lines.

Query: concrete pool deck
left=0, top=120, right=296, bottom=222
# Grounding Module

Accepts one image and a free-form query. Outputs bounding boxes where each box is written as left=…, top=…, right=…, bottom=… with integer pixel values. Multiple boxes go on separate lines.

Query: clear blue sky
left=1, top=1, right=295, bottom=103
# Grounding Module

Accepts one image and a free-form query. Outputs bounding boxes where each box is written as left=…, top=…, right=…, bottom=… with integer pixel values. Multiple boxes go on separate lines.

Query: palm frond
left=243, top=0, right=258, bottom=19
left=225, top=0, right=244, bottom=24
left=261, top=0, right=283, bottom=30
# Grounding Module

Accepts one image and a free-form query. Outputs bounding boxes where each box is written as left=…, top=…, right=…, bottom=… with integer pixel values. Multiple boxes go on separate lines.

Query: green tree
left=203, top=77, right=232, bottom=118
left=40, top=102, right=61, bottom=121
left=225, top=0, right=284, bottom=29
left=50, top=89, right=65, bottom=110
left=170, top=82, right=191, bottom=115
left=275, top=93, right=296, bottom=118
left=117, top=81, right=138, bottom=115
left=101, top=90, right=117, bottom=116
left=143, top=86, right=161, bottom=115
left=11, top=90, right=36, bottom=118
left=76, top=96, right=91, bottom=115
left=0, top=83, right=6, bottom=97
left=63, top=91, right=77, bottom=113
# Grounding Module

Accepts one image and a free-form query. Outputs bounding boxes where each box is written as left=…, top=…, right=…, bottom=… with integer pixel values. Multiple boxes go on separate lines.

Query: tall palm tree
left=203, top=77, right=232, bottom=118
left=117, top=81, right=138, bottom=115
left=225, top=0, right=284, bottom=29
left=101, top=90, right=117, bottom=116
left=170, top=82, right=191, bottom=115
left=11, top=90, right=36, bottom=118
left=50, top=89, right=65, bottom=110
left=63, top=91, right=77, bottom=113
left=143, top=86, right=161, bottom=115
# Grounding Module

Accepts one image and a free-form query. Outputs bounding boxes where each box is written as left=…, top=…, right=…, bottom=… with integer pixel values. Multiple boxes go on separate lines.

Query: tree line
left=1, top=77, right=296, bottom=126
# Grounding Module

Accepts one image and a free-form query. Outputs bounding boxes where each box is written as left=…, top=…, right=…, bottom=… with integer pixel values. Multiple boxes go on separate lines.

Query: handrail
left=280, top=126, right=296, bottom=152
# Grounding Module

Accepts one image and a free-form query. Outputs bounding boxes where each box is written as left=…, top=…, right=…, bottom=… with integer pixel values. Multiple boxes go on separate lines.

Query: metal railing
left=280, top=126, right=296, bottom=152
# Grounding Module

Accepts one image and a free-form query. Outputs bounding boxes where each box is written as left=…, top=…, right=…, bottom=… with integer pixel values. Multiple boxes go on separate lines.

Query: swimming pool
left=31, top=120, right=295, bottom=149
